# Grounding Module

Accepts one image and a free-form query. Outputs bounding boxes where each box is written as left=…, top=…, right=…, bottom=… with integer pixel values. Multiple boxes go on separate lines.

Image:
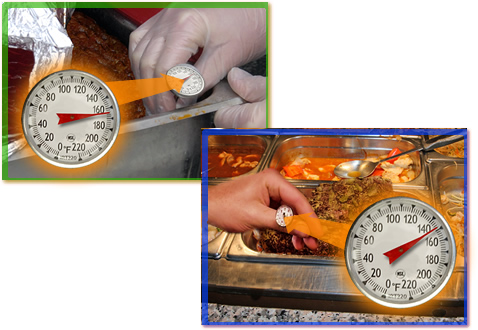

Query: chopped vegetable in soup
left=280, top=148, right=417, bottom=183
left=208, top=147, right=263, bottom=177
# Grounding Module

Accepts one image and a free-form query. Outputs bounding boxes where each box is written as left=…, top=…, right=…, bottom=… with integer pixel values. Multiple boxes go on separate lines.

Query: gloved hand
left=129, top=8, right=267, bottom=114
left=214, top=67, right=266, bottom=128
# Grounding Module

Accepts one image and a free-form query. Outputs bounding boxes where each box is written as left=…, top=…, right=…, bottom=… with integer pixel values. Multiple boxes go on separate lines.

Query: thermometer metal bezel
left=21, top=69, right=121, bottom=168
left=166, top=63, right=205, bottom=98
left=344, top=196, right=457, bottom=309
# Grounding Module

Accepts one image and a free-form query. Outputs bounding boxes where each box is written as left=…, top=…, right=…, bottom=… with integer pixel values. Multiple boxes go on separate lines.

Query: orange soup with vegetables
left=280, top=157, right=353, bottom=180
left=280, top=147, right=417, bottom=183
left=208, top=147, right=263, bottom=178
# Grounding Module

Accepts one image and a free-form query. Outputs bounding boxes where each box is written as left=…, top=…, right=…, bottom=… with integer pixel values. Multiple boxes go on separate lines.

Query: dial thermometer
left=166, top=64, right=205, bottom=98
left=344, top=197, right=456, bottom=308
left=22, top=70, right=120, bottom=168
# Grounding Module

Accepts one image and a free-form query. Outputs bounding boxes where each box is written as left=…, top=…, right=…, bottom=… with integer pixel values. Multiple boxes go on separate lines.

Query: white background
left=1, top=0, right=476, bottom=329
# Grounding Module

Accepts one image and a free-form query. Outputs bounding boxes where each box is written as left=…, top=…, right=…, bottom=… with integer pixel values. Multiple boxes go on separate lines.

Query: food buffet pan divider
left=265, top=135, right=429, bottom=189
left=206, top=231, right=233, bottom=260
left=427, top=161, right=465, bottom=270
left=224, top=185, right=434, bottom=264
left=426, top=151, right=465, bottom=162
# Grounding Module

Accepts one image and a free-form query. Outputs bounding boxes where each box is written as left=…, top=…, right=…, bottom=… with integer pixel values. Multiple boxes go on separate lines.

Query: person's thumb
left=227, top=67, right=266, bottom=102
left=214, top=101, right=266, bottom=128
left=213, top=67, right=266, bottom=128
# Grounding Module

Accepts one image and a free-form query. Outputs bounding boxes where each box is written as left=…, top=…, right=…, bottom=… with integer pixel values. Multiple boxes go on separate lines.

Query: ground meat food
left=256, top=177, right=394, bottom=257
left=309, top=176, right=394, bottom=222
left=7, top=48, right=35, bottom=135
left=66, top=11, right=146, bottom=120
left=258, top=229, right=343, bottom=257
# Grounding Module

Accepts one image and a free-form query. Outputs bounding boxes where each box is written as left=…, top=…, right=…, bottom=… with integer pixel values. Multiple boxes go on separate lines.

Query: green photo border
left=2, top=1, right=269, bottom=180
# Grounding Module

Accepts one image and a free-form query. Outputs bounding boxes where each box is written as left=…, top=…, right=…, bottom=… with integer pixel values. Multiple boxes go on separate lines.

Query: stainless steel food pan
left=206, top=135, right=274, bottom=182
left=206, top=230, right=231, bottom=260
left=428, top=162, right=465, bottom=222
left=428, top=162, right=466, bottom=269
left=266, top=135, right=427, bottom=188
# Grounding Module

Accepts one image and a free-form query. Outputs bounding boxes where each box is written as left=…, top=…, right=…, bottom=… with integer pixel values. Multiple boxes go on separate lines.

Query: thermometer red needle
left=383, top=227, right=438, bottom=264
left=57, top=112, right=110, bottom=125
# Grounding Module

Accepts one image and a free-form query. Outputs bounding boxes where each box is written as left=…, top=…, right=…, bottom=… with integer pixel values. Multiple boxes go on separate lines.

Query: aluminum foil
left=7, top=7, right=74, bottom=157
left=7, top=134, right=27, bottom=158
left=8, top=7, right=74, bottom=88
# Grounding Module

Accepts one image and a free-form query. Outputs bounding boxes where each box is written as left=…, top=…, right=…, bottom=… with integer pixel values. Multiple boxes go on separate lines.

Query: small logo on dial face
left=395, top=269, right=406, bottom=279
left=66, top=134, right=76, bottom=142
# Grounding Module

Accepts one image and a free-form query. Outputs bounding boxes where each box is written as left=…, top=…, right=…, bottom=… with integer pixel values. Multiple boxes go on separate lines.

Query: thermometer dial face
left=166, top=64, right=205, bottom=98
left=276, top=205, right=294, bottom=227
left=22, top=70, right=120, bottom=168
left=344, top=197, right=456, bottom=308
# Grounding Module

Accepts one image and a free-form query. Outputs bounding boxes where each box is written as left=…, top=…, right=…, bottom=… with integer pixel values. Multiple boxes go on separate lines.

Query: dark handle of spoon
left=378, top=135, right=464, bottom=164
left=423, top=135, right=464, bottom=151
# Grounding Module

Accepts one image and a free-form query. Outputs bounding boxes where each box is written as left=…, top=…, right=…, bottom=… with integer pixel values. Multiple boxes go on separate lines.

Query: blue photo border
left=201, top=128, right=467, bottom=325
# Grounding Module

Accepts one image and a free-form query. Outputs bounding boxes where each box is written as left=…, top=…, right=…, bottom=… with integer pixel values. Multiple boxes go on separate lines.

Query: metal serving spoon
left=334, top=135, right=464, bottom=179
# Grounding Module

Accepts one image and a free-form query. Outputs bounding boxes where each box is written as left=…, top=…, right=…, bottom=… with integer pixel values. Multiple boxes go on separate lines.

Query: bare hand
left=208, top=169, right=321, bottom=250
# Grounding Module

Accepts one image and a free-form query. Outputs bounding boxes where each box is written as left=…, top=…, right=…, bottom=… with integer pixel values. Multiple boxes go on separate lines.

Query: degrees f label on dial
left=22, top=70, right=121, bottom=168
left=344, top=197, right=456, bottom=309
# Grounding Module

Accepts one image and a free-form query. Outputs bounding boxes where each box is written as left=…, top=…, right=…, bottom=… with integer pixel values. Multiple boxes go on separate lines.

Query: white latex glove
left=214, top=67, right=266, bottom=128
left=129, top=8, right=266, bottom=114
